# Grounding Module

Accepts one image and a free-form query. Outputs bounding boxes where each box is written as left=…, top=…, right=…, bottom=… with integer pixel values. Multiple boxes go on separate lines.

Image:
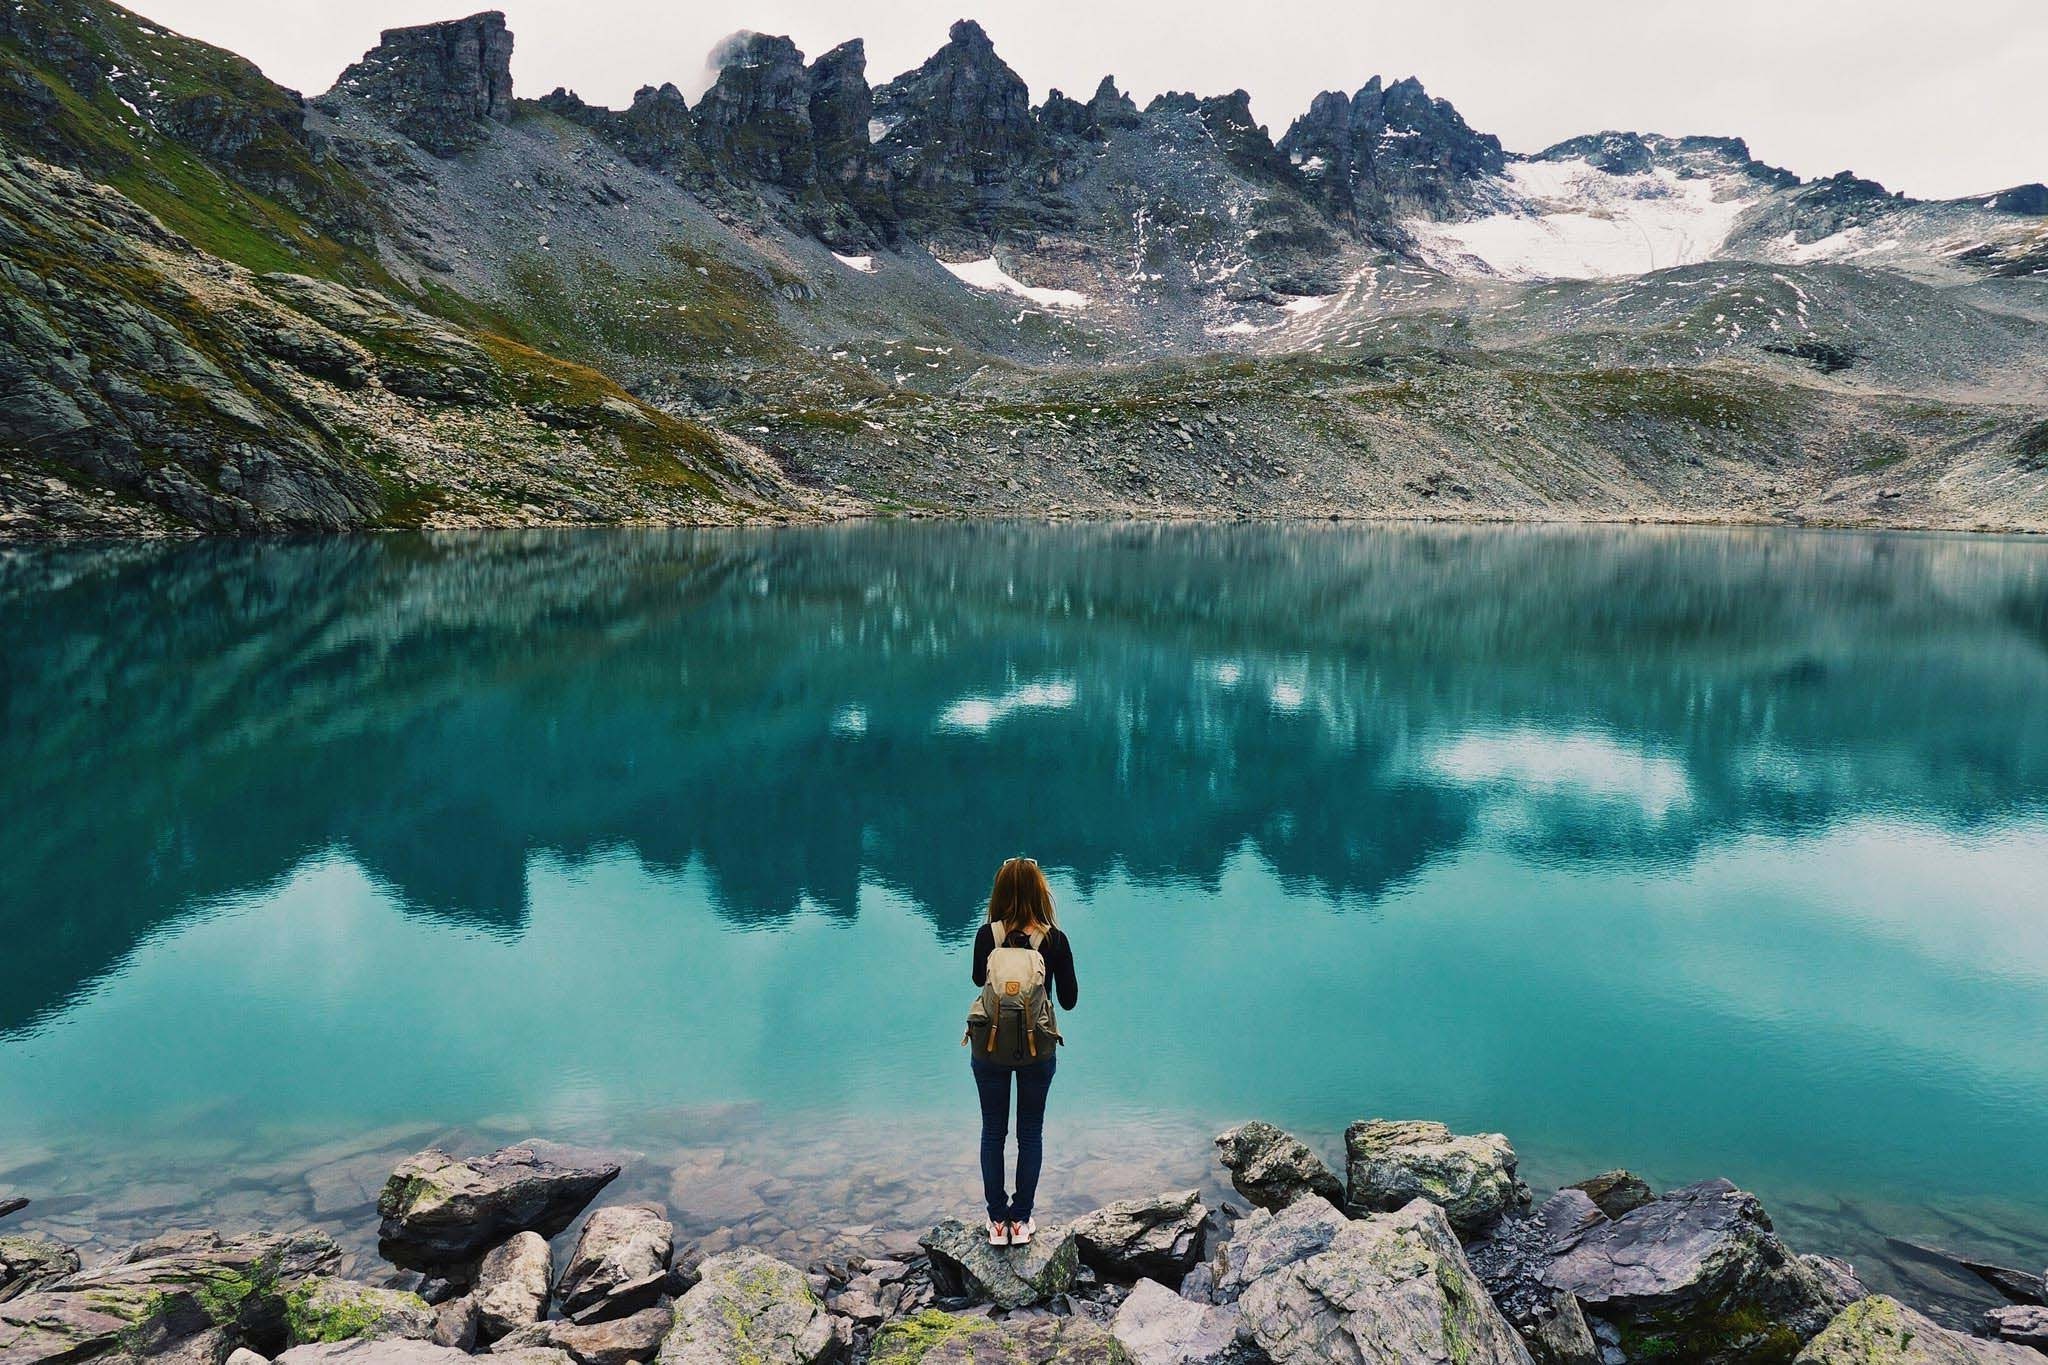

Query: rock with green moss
left=285, top=1278, right=435, bottom=1346
left=869, top=1309, right=1131, bottom=1365
left=0, top=1235, right=79, bottom=1303
left=921, top=1220, right=1080, bottom=1311
left=1213, top=1123, right=1343, bottom=1214
left=1343, top=1119, right=1531, bottom=1236
left=1796, top=1296, right=2039, bottom=1365
left=376, top=1143, right=620, bottom=1271
left=1239, top=1197, right=1532, bottom=1365
left=655, top=1250, right=833, bottom=1365
left=1541, top=1180, right=1855, bottom=1365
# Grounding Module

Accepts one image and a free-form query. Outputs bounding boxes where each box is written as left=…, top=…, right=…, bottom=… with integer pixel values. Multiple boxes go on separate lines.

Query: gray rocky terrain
left=0, top=0, right=2043, bottom=535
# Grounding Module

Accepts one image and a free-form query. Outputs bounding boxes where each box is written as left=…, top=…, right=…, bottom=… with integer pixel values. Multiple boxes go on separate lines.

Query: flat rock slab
left=1344, top=1119, right=1530, bottom=1236
left=1797, top=1296, right=2042, bottom=1365
left=657, top=1250, right=834, bottom=1365
left=1110, top=1278, right=1257, bottom=1365
left=555, top=1205, right=674, bottom=1320
left=1238, top=1197, right=1533, bottom=1365
left=1071, top=1191, right=1208, bottom=1282
left=0, top=1236, right=78, bottom=1303
left=922, top=1220, right=1080, bottom=1310
left=378, top=1144, right=621, bottom=1270
left=1212, top=1123, right=1342, bottom=1213
left=868, top=1309, right=1133, bottom=1364
left=492, top=1303, right=673, bottom=1365
left=278, top=1340, right=573, bottom=1365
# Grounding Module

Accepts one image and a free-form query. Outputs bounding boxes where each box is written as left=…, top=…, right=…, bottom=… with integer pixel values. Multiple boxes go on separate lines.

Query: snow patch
left=940, top=256, right=1091, bottom=310
left=831, top=252, right=876, bottom=273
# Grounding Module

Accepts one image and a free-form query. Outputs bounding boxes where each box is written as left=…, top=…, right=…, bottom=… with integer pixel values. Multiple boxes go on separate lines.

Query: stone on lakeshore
left=1542, top=1179, right=1853, bottom=1364
left=1110, top=1279, right=1258, bottom=1365
left=226, top=1348, right=271, bottom=1365
left=1796, top=1296, right=2041, bottom=1365
left=868, top=1308, right=1132, bottom=1364
left=1343, top=1119, right=1531, bottom=1236
left=473, top=1233, right=551, bottom=1342
left=1208, top=1196, right=1349, bottom=1305
left=1563, top=1171, right=1654, bottom=1221
left=284, top=1278, right=435, bottom=1345
left=555, top=1205, right=674, bottom=1319
left=279, top=1341, right=568, bottom=1365
left=376, top=1144, right=621, bottom=1270
left=657, top=1250, right=833, bottom=1365
left=0, top=1235, right=79, bottom=1303
left=0, top=1229, right=340, bottom=1364
left=921, top=1220, right=1080, bottom=1310
left=1986, top=1305, right=2048, bottom=1350
left=1071, top=1191, right=1209, bottom=1282
left=492, top=1304, right=673, bottom=1365
left=430, top=1296, right=479, bottom=1350
left=1238, top=1198, right=1533, bottom=1365
left=1466, top=1195, right=1604, bottom=1365
left=1212, top=1123, right=1342, bottom=1213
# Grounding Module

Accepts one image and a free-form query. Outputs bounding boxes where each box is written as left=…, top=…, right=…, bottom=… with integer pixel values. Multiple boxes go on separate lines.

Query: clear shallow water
left=2, top=524, right=2046, bottom=1314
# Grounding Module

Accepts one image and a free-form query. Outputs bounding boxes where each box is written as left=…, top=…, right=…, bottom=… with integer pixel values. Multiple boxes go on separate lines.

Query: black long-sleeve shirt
left=972, top=923, right=1079, bottom=1011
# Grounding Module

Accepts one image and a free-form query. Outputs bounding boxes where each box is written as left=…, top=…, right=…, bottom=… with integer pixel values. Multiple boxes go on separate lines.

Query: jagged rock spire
left=1278, top=74, right=1502, bottom=224
left=330, top=11, right=513, bottom=157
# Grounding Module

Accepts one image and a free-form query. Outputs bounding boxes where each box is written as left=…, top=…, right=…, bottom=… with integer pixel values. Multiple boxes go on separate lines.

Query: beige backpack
left=964, top=926, right=1062, bottom=1066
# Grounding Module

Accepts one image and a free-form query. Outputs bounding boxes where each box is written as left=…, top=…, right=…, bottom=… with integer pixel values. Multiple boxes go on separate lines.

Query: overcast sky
left=139, top=0, right=2046, bottom=200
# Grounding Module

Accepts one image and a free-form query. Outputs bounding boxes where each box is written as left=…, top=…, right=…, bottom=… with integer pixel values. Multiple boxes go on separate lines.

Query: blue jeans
left=971, top=1054, right=1056, bottom=1222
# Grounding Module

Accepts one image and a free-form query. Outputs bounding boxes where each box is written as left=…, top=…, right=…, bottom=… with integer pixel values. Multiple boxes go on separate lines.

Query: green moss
left=1614, top=1303, right=1804, bottom=1365
left=285, top=1283, right=421, bottom=1344
left=195, top=1268, right=267, bottom=1325
left=868, top=1310, right=998, bottom=1365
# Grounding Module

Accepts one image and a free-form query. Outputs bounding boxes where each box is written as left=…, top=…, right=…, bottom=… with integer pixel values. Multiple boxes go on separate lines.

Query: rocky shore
left=3, top=1120, right=2044, bottom=1365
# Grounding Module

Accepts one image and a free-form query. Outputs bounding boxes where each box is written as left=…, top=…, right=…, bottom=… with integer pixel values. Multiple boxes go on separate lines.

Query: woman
left=970, top=857, right=1079, bottom=1246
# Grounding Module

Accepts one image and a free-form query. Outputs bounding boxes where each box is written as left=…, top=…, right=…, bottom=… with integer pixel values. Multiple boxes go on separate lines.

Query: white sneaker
left=1009, top=1219, right=1035, bottom=1244
left=987, top=1218, right=1010, bottom=1246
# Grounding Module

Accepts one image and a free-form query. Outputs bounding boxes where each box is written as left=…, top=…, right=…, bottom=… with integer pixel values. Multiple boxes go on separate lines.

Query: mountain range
left=1, top=0, right=2044, bottom=534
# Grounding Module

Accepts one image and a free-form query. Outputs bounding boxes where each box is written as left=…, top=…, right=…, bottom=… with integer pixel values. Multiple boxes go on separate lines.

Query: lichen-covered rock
left=921, top=1219, right=1079, bottom=1310
left=492, top=1303, right=673, bottom=1365
left=1796, top=1296, right=2040, bottom=1365
left=1213, top=1124, right=1343, bottom=1213
left=868, top=1309, right=1131, bottom=1364
left=285, top=1278, right=435, bottom=1346
left=1209, top=1197, right=1350, bottom=1305
left=656, top=1251, right=833, bottom=1365
left=0, top=1228, right=340, bottom=1364
left=1564, top=1172, right=1654, bottom=1221
left=1542, top=1180, right=1853, bottom=1365
left=1343, top=1119, right=1531, bottom=1236
left=376, top=1144, right=620, bottom=1270
left=473, top=1233, right=551, bottom=1342
left=0, top=1236, right=78, bottom=1303
left=1110, top=1279, right=1260, bottom=1365
left=554, top=1205, right=674, bottom=1321
left=1238, top=1198, right=1533, bottom=1365
left=1071, top=1192, right=1209, bottom=1282
left=1985, top=1304, right=2048, bottom=1350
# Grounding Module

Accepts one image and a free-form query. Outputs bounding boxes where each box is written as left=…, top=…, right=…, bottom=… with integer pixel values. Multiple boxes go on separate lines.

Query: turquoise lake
left=2, top=523, right=2045, bottom=1317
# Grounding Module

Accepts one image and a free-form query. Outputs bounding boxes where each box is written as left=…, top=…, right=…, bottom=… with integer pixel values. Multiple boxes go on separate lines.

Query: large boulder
left=920, top=1219, right=1079, bottom=1310
left=1110, top=1279, right=1261, bottom=1365
left=1796, top=1296, right=2040, bottom=1365
left=1985, top=1305, right=2048, bottom=1350
left=1208, top=1197, right=1350, bottom=1305
left=0, top=1236, right=78, bottom=1303
left=376, top=1144, right=621, bottom=1270
left=867, top=1309, right=1131, bottom=1364
left=492, top=1304, right=673, bottom=1365
left=656, top=1251, right=833, bottom=1365
left=1343, top=1120, right=1530, bottom=1236
left=1238, top=1198, right=1533, bottom=1365
left=555, top=1205, right=674, bottom=1321
left=1541, top=1180, right=1855, bottom=1364
left=1214, top=1124, right=1343, bottom=1213
left=284, top=1278, right=435, bottom=1345
left=1072, top=1192, right=1209, bottom=1282
left=473, top=1233, right=552, bottom=1342
left=0, top=1229, right=340, bottom=1364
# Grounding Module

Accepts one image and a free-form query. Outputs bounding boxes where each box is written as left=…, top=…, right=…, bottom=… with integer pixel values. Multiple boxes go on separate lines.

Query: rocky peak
left=330, top=10, right=513, bottom=157
left=1088, top=76, right=1142, bottom=131
left=536, top=82, right=700, bottom=176
left=1535, top=131, right=1799, bottom=187
left=1987, top=183, right=2048, bottom=215
left=806, top=39, right=873, bottom=185
left=692, top=32, right=815, bottom=189
left=1036, top=88, right=1095, bottom=140
left=870, top=18, right=1039, bottom=188
left=1279, top=74, right=1503, bottom=227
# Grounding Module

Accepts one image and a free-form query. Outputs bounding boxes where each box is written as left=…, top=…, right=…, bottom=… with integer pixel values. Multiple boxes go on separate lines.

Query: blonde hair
left=987, top=857, right=1056, bottom=938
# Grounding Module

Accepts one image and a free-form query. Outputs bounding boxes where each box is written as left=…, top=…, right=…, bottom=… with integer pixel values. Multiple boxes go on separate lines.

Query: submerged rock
left=284, top=1278, right=435, bottom=1346
left=554, top=1205, right=674, bottom=1321
left=867, top=1308, right=1131, bottom=1364
left=1208, top=1196, right=1350, bottom=1305
left=0, top=1236, right=78, bottom=1303
left=1110, top=1278, right=1259, bottom=1365
left=0, top=1200, right=25, bottom=1222
left=1237, top=1197, right=1533, bottom=1365
left=921, top=1219, right=1079, bottom=1310
left=1796, top=1296, right=2039, bottom=1365
left=1213, top=1124, right=1343, bottom=1213
left=492, top=1304, right=673, bottom=1365
left=1564, top=1171, right=1654, bottom=1221
left=657, top=1250, right=833, bottom=1365
left=376, top=1144, right=621, bottom=1270
left=1071, top=1191, right=1209, bottom=1282
left=1343, top=1119, right=1531, bottom=1236
left=1542, top=1179, right=1854, bottom=1364
left=473, top=1233, right=552, bottom=1342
